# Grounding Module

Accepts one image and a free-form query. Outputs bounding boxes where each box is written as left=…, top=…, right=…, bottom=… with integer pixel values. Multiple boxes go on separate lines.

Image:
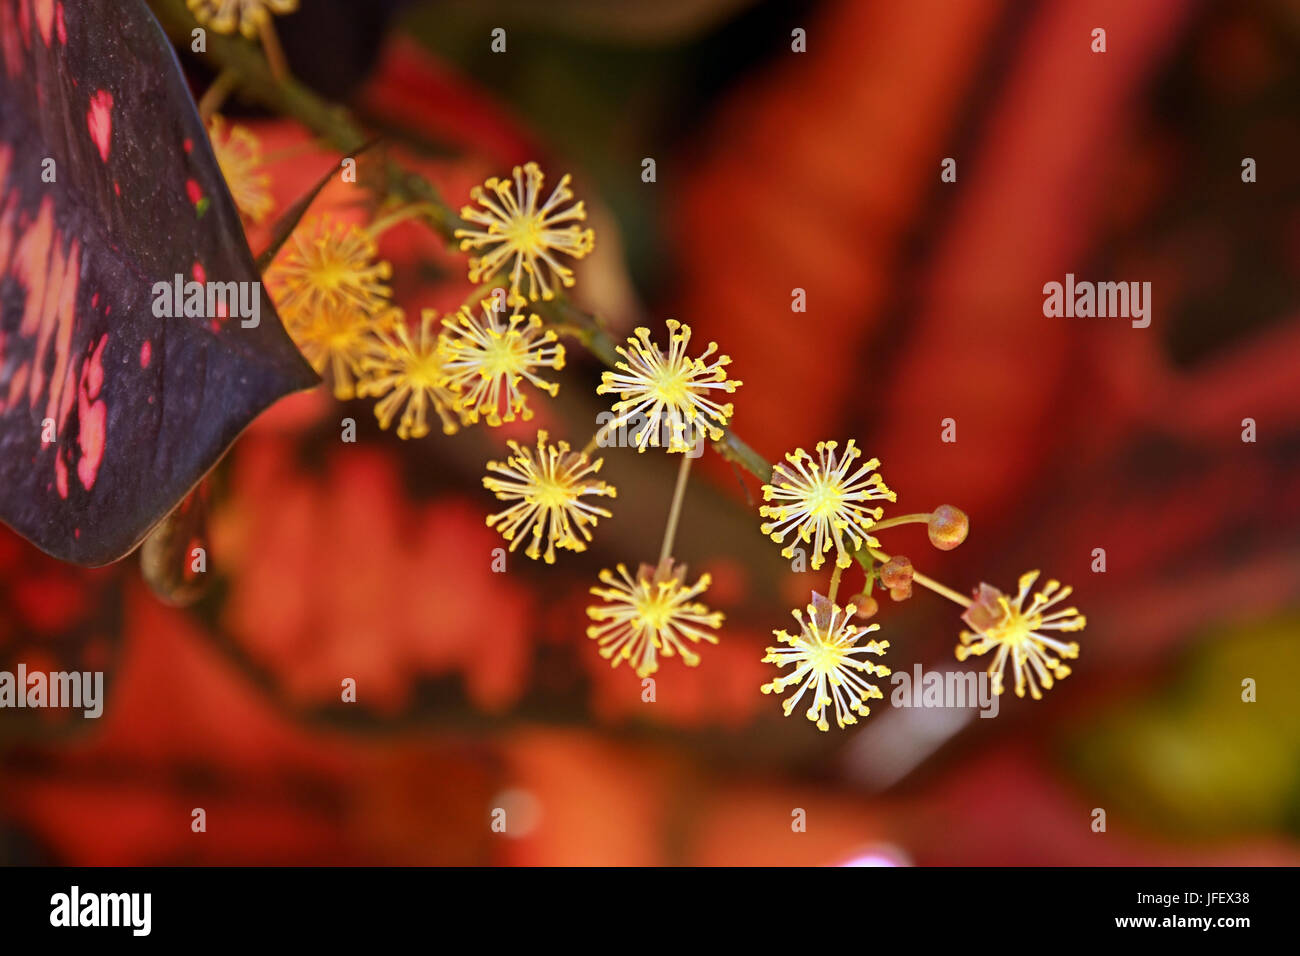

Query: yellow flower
left=759, top=440, right=895, bottom=570
left=187, top=0, right=297, bottom=38
left=955, top=571, right=1085, bottom=699
left=208, top=115, right=273, bottom=224
left=483, top=431, right=616, bottom=563
left=288, top=304, right=398, bottom=402
left=266, top=217, right=393, bottom=324
left=439, top=299, right=565, bottom=426
left=596, top=320, right=741, bottom=454
left=357, top=310, right=461, bottom=438
left=761, top=595, right=890, bottom=731
left=454, top=162, right=595, bottom=302
left=587, top=561, right=722, bottom=677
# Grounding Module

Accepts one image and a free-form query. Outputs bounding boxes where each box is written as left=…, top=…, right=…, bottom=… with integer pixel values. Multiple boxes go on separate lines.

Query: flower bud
left=888, top=583, right=912, bottom=602
left=850, top=593, right=879, bottom=619
left=928, top=504, right=969, bottom=551
left=879, top=555, right=913, bottom=589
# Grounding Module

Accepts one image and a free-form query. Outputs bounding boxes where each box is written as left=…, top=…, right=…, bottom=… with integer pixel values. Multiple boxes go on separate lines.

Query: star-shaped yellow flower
left=266, top=216, right=393, bottom=325
left=287, top=303, right=397, bottom=402
left=587, top=560, right=722, bottom=677
left=440, top=299, right=565, bottom=426
left=357, top=310, right=460, bottom=437
left=454, top=163, right=594, bottom=302
left=955, top=571, right=1085, bottom=698
left=207, top=115, right=273, bottom=224
left=596, top=320, right=741, bottom=454
left=483, top=431, right=616, bottom=563
left=759, top=440, right=895, bottom=569
left=762, top=594, right=890, bottom=731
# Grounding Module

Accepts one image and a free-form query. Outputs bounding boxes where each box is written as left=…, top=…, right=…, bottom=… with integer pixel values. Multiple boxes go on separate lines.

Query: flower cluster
left=269, top=256, right=570, bottom=438
left=266, top=217, right=397, bottom=400
left=751, top=434, right=1086, bottom=728
left=262, top=159, right=1086, bottom=731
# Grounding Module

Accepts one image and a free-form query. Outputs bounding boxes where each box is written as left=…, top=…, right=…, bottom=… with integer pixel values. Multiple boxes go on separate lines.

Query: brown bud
left=879, top=555, right=913, bottom=589
left=850, top=593, right=879, bottom=619
left=928, top=504, right=969, bottom=551
left=888, top=583, right=912, bottom=602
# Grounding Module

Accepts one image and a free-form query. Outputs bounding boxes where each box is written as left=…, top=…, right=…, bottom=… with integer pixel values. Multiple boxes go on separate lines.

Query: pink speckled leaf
left=0, top=0, right=318, bottom=565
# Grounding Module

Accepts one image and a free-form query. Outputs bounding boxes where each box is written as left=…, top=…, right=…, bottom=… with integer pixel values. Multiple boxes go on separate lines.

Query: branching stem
left=163, top=0, right=976, bottom=623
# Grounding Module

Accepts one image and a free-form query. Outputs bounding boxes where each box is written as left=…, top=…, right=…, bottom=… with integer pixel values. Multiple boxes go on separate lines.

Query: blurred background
left=2, top=0, right=1299, bottom=865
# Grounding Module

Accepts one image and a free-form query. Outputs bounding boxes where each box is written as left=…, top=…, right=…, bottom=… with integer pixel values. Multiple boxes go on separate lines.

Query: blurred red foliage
left=3, top=0, right=1299, bottom=866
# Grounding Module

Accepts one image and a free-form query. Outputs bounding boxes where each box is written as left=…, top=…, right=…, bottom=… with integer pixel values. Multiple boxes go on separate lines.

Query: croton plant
left=0, top=0, right=316, bottom=569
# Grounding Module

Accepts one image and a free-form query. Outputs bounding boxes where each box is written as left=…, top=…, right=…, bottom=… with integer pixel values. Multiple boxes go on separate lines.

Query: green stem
left=582, top=419, right=615, bottom=458
left=659, top=454, right=693, bottom=566
left=257, top=17, right=290, bottom=85
left=368, top=202, right=445, bottom=237
left=151, top=0, right=370, bottom=153
left=197, top=67, right=238, bottom=122
left=870, top=512, right=932, bottom=533
left=827, top=563, right=844, bottom=604
left=162, top=0, right=974, bottom=620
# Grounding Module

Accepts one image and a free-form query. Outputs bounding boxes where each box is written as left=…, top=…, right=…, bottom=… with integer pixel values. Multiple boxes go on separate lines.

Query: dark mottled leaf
left=0, top=0, right=318, bottom=566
